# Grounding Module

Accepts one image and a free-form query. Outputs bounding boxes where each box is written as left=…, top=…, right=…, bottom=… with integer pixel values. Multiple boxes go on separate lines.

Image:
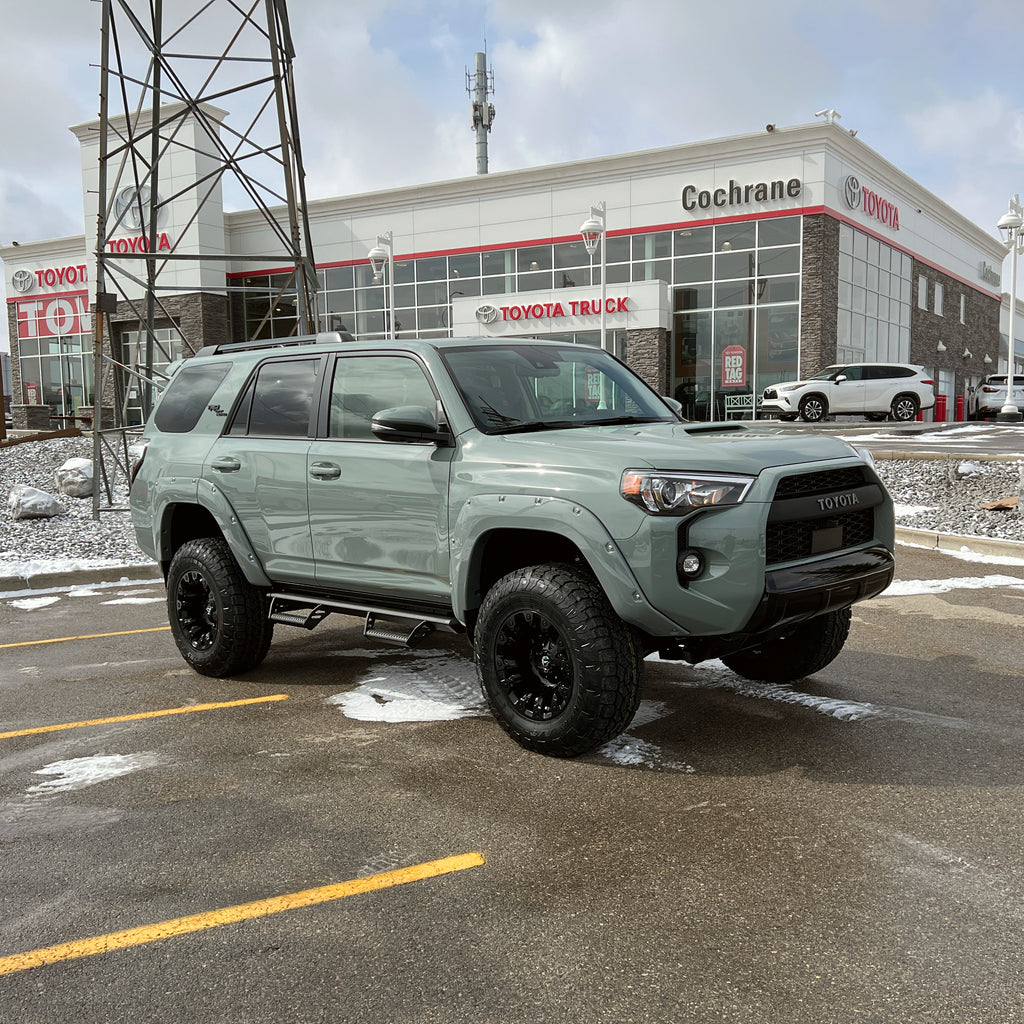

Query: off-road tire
left=799, top=395, right=828, bottom=422
left=474, top=563, right=643, bottom=757
left=720, top=607, right=852, bottom=683
left=166, top=537, right=273, bottom=677
left=890, top=394, right=919, bottom=422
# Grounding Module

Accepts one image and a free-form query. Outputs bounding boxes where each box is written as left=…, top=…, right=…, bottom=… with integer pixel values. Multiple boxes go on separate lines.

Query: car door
left=859, top=365, right=895, bottom=413
left=829, top=364, right=867, bottom=413
left=308, top=352, right=454, bottom=606
left=204, top=355, right=321, bottom=584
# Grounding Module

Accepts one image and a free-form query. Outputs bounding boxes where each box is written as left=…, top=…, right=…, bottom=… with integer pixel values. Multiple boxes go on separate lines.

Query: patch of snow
left=881, top=575, right=1024, bottom=597
left=9, top=595, right=61, bottom=610
left=327, top=651, right=485, bottom=723
left=27, top=752, right=163, bottom=795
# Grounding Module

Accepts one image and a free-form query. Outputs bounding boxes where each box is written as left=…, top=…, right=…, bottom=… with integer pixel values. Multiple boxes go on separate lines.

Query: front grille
left=766, top=467, right=875, bottom=565
left=766, top=508, right=875, bottom=565
left=772, top=466, right=867, bottom=500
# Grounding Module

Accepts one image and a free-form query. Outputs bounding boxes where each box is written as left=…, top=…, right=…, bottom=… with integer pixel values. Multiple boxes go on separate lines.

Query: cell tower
left=467, top=51, right=496, bottom=175
left=90, top=0, right=318, bottom=518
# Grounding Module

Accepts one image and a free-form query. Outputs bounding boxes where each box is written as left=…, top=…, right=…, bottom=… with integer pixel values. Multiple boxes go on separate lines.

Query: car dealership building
left=1, top=106, right=1015, bottom=428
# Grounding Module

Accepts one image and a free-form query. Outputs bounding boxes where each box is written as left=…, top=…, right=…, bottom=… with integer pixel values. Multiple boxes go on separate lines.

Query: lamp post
left=996, top=195, right=1023, bottom=423
left=580, top=202, right=608, bottom=351
left=367, top=230, right=395, bottom=338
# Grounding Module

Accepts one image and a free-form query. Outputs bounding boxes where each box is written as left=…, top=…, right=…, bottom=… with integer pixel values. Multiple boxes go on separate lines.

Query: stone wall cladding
left=910, top=262, right=1001, bottom=391
left=800, top=214, right=840, bottom=377
left=626, top=328, right=669, bottom=393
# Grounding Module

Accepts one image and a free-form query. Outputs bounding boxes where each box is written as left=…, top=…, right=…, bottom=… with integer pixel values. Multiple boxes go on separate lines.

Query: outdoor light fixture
left=985, top=354, right=993, bottom=364
left=579, top=201, right=608, bottom=351
left=963, top=349, right=972, bottom=360
left=367, top=230, right=395, bottom=337
left=996, top=194, right=1023, bottom=422
left=936, top=341, right=947, bottom=352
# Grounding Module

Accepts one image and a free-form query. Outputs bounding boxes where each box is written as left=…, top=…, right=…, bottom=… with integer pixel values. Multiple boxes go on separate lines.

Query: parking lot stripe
left=0, top=626, right=171, bottom=650
left=0, top=852, right=486, bottom=976
left=0, top=694, right=290, bottom=740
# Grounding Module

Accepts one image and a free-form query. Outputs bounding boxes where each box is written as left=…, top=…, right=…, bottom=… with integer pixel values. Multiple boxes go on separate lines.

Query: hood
left=492, top=421, right=860, bottom=476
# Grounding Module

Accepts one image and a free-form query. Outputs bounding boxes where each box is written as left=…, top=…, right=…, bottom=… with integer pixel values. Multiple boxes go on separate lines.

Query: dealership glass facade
left=233, top=214, right=803, bottom=420
left=14, top=308, right=95, bottom=424
left=836, top=222, right=913, bottom=366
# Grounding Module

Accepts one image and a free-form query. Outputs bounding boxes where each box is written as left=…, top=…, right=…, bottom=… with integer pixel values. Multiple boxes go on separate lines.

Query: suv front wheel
left=474, top=564, right=643, bottom=757
left=166, top=537, right=273, bottom=677
left=799, top=395, right=828, bottom=422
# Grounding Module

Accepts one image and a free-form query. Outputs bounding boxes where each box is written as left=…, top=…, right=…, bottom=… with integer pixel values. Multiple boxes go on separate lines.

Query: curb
left=0, top=564, right=162, bottom=593
left=894, top=527, right=1024, bottom=560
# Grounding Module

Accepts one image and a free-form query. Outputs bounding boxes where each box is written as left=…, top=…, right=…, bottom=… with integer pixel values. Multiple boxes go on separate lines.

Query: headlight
left=845, top=443, right=876, bottom=469
left=621, top=470, right=755, bottom=513
left=778, top=383, right=804, bottom=393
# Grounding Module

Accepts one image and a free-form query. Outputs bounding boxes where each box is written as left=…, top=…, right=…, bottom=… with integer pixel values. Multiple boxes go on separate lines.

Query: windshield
left=442, top=344, right=677, bottom=434
left=807, top=365, right=844, bottom=381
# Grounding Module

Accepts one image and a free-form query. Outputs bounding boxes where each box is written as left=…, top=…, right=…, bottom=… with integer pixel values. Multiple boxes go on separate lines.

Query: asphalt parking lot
left=2, top=544, right=1024, bottom=1023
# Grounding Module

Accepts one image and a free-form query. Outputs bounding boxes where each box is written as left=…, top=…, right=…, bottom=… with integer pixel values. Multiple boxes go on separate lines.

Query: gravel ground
left=1, top=434, right=1022, bottom=578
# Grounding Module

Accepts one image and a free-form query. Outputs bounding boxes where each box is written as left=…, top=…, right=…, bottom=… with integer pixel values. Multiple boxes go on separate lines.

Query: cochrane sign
left=681, top=177, right=802, bottom=212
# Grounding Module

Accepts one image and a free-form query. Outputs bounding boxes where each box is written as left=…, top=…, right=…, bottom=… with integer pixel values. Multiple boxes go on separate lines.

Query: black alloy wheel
left=475, top=563, right=643, bottom=757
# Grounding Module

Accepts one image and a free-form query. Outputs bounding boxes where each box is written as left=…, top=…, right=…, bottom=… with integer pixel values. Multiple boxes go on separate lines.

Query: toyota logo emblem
left=114, top=186, right=164, bottom=231
left=844, top=174, right=862, bottom=210
left=475, top=304, right=499, bottom=325
left=11, top=269, right=34, bottom=293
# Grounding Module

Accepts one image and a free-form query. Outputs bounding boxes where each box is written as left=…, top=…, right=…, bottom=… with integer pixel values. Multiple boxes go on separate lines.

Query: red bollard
left=935, top=394, right=947, bottom=422
left=956, top=395, right=964, bottom=422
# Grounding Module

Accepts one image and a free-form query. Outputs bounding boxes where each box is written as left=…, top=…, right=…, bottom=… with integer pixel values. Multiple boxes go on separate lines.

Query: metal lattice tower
left=91, top=0, right=318, bottom=517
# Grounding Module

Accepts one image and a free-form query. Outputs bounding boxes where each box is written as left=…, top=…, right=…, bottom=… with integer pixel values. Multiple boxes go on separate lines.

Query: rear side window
left=153, top=361, right=231, bottom=433
left=229, top=357, right=320, bottom=437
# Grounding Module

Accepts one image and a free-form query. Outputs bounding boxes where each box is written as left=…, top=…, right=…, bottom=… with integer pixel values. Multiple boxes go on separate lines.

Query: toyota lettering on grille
left=817, top=492, right=860, bottom=511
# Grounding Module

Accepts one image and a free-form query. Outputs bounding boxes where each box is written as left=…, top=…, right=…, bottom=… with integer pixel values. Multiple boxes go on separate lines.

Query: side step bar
left=268, top=592, right=461, bottom=649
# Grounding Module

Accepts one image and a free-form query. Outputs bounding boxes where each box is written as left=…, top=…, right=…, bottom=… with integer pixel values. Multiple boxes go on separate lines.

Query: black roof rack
left=195, top=331, right=356, bottom=357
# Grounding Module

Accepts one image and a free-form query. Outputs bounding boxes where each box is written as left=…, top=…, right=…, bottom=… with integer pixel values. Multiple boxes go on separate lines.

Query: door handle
left=309, top=462, right=341, bottom=480
left=210, top=456, right=241, bottom=472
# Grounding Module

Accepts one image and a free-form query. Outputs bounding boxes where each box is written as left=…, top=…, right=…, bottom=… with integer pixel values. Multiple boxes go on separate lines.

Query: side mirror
left=371, top=405, right=451, bottom=445
left=834, top=374, right=848, bottom=384
left=662, top=396, right=684, bottom=417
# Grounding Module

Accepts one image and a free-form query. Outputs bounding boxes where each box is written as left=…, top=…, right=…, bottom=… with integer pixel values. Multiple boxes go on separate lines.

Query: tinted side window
left=153, top=361, right=231, bottom=433
left=243, top=358, right=320, bottom=437
left=841, top=366, right=865, bottom=381
left=328, top=355, right=436, bottom=440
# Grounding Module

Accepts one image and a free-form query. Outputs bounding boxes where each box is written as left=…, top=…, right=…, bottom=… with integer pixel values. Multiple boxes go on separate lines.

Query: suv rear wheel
left=890, top=394, right=919, bottom=421
left=167, top=537, right=273, bottom=677
left=798, top=395, right=828, bottom=422
left=474, top=564, right=643, bottom=757
left=721, top=608, right=851, bottom=683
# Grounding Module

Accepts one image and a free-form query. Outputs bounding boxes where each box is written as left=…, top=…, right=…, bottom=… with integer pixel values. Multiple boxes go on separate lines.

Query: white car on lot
left=761, top=363, right=936, bottom=423
left=969, top=374, right=1024, bottom=420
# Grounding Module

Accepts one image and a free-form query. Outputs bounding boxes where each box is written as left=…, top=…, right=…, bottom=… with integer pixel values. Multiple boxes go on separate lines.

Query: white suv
left=969, top=374, right=1024, bottom=420
left=761, top=363, right=935, bottom=423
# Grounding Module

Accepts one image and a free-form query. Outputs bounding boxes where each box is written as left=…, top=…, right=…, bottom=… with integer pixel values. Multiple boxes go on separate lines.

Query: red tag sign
left=721, top=345, right=747, bottom=387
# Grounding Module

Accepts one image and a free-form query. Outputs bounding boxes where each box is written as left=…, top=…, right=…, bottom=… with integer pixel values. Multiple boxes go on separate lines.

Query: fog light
left=678, top=549, right=705, bottom=580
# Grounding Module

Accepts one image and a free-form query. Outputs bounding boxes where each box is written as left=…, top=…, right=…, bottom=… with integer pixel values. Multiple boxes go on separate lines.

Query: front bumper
left=743, top=545, right=894, bottom=634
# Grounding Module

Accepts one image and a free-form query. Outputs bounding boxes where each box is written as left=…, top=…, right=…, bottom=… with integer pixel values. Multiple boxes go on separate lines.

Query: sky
left=2, top=0, right=1024, bottom=352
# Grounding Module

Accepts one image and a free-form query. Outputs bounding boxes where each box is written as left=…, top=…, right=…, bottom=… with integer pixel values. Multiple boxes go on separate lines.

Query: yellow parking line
left=0, top=852, right=486, bottom=976
left=0, top=626, right=172, bottom=650
left=0, top=694, right=290, bottom=740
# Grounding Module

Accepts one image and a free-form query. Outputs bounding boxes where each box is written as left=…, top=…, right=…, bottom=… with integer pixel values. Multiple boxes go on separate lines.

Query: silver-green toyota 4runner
left=129, top=334, right=895, bottom=757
